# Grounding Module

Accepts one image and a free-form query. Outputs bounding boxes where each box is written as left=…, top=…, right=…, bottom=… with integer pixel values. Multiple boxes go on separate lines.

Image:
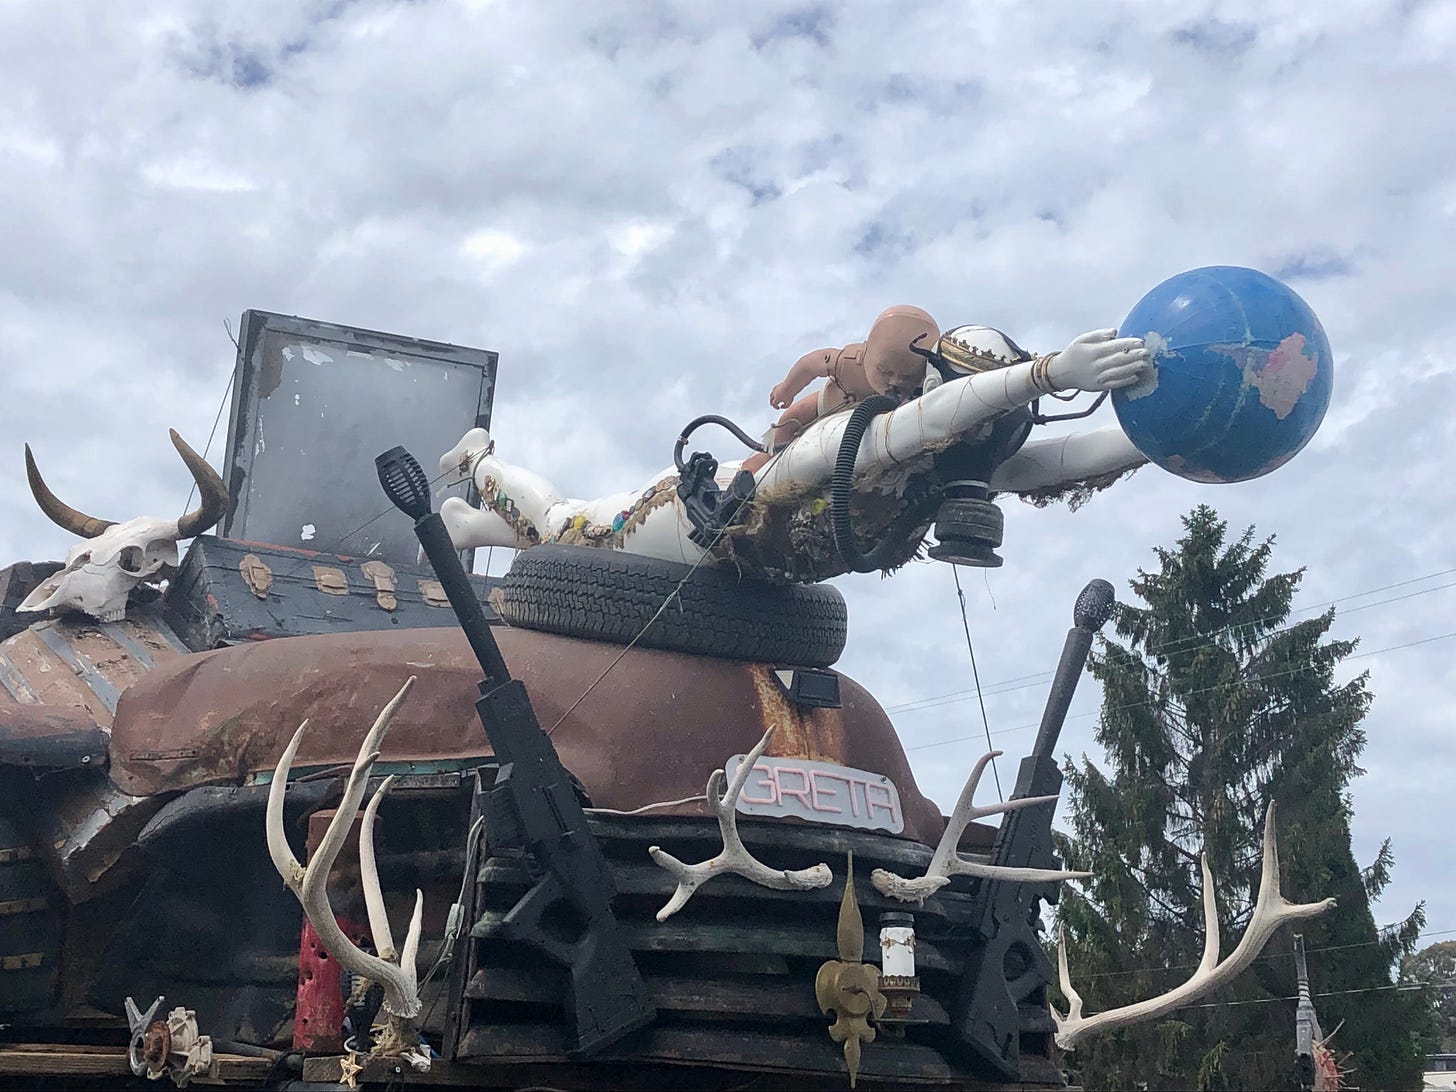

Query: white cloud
left=2, top=0, right=1452, bottom=949
left=459, top=227, right=528, bottom=266
left=141, top=155, right=259, bottom=193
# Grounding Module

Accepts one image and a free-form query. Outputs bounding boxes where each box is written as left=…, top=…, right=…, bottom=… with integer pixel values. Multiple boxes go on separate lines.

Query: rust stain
left=115, top=618, right=185, bottom=667
left=228, top=536, right=325, bottom=558
left=2, top=630, right=112, bottom=727
left=68, top=625, right=150, bottom=696
left=749, top=664, right=844, bottom=763
left=104, top=627, right=947, bottom=844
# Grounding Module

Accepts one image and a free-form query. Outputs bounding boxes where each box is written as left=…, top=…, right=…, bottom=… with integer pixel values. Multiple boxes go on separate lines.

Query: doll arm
left=770, top=347, right=841, bottom=410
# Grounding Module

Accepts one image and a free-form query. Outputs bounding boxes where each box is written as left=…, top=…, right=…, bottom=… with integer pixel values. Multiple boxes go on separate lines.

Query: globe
left=1112, top=266, right=1333, bottom=483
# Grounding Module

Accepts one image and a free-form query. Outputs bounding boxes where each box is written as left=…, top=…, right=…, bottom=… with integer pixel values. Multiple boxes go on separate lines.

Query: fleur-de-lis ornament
left=815, top=852, right=887, bottom=1087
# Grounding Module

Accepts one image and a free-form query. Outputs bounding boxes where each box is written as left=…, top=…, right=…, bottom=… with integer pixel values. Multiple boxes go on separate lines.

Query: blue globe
left=1112, top=266, right=1333, bottom=483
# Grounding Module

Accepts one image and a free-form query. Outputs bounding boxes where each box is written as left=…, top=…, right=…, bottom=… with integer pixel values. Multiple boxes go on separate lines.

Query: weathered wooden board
left=0, top=1042, right=271, bottom=1082
left=163, top=534, right=503, bottom=650
left=0, top=613, right=188, bottom=727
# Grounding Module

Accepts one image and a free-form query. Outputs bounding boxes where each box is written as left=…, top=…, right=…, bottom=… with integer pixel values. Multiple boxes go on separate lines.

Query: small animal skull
left=17, top=429, right=228, bottom=623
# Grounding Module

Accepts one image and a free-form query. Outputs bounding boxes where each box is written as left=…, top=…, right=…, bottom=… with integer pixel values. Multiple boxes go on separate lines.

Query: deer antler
left=871, top=750, right=1091, bottom=903
left=266, top=678, right=426, bottom=1026
left=648, top=727, right=834, bottom=921
left=1053, top=801, right=1336, bottom=1049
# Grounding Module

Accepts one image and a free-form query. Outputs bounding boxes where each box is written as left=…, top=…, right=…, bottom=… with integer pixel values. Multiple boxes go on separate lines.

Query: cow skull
left=18, top=429, right=228, bottom=622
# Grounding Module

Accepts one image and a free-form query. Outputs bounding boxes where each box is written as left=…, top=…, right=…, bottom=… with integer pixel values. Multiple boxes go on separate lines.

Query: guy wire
left=952, top=564, right=1002, bottom=801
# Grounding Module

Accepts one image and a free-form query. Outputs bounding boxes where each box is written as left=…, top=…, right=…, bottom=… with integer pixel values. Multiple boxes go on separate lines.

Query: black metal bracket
left=677, top=451, right=756, bottom=549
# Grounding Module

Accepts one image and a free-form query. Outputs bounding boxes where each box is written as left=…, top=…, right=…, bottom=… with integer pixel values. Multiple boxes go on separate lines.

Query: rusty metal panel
left=104, top=625, right=945, bottom=846
left=0, top=704, right=106, bottom=768
left=0, top=629, right=113, bottom=726
left=220, top=310, right=496, bottom=567
left=0, top=651, right=40, bottom=705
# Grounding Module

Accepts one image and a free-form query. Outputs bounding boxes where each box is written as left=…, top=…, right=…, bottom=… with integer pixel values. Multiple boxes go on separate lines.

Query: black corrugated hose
left=831, top=395, right=939, bottom=573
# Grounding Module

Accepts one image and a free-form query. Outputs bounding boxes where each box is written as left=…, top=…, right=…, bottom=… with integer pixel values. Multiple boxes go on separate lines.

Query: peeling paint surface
left=222, top=312, right=496, bottom=566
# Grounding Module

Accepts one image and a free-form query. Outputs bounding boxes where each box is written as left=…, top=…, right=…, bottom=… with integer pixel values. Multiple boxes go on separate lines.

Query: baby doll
left=764, top=304, right=940, bottom=452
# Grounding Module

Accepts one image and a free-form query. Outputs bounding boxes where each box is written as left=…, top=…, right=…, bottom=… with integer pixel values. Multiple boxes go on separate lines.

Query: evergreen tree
left=1053, top=506, right=1425, bottom=1091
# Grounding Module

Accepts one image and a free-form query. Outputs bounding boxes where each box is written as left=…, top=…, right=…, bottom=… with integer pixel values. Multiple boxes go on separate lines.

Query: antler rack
left=648, top=727, right=833, bottom=921
left=1052, top=802, right=1336, bottom=1049
left=265, top=677, right=431, bottom=1063
left=871, top=750, right=1091, bottom=903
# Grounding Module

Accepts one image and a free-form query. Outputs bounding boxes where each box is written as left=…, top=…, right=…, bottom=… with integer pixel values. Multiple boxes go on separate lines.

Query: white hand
left=1048, top=328, right=1151, bottom=392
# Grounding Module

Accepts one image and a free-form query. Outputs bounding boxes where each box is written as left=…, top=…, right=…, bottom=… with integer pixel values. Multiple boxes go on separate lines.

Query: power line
left=1072, top=928, right=1456, bottom=983
left=1177, top=978, right=1456, bottom=1011
left=891, top=565, right=1456, bottom=713
left=178, top=367, right=236, bottom=520
left=906, top=628, right=1456, bottom=752
left=1121, top=566, right=1456, bottom=662
left=888, top=570, right=1456, bottom=716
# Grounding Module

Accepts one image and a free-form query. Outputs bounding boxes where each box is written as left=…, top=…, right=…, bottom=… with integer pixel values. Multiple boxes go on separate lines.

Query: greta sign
left=723, top=754, right=904, bottom=835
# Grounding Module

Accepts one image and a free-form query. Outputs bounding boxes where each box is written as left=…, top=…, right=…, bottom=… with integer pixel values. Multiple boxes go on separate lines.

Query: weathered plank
left=0, top=1043, right=271, bottom=1081
left=464, top=966, right=952, bottom=1026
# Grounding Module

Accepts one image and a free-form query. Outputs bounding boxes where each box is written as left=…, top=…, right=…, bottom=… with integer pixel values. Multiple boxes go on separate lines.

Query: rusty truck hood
left=108, top=627, right=944, bottom=844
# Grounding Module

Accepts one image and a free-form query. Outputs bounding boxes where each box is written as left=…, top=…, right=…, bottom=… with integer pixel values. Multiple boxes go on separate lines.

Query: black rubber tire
left=933, top=500, right=1004, bottom=544
left=496, top=545, right=849, bottom=667
left=0, top=815, right=62, bottom=1017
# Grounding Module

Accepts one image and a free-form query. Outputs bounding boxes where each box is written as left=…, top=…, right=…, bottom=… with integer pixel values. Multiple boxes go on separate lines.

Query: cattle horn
left=24, top=444, right=115, bottom=539
left=171, top=429, right=229, bottom=540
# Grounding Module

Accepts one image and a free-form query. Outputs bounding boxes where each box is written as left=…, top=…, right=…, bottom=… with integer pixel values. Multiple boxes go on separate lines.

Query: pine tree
left=1053, top=505, right=1425, bottom=1091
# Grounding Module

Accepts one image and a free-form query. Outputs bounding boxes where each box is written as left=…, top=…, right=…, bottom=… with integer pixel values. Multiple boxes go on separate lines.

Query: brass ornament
left=337, top=1049, right=364, bottom=1090
left=814, top=851, right=886, bottom=1087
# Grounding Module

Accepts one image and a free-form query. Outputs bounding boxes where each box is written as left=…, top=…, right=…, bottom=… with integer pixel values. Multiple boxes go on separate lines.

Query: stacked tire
left=494, top=545, right=848, bottom=668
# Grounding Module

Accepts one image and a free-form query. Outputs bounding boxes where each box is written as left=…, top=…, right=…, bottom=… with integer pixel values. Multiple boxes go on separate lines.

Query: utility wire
left=1176, top=977, right=1456, bottom=1011
left=1071, top=927, right=1456, bottom=983
left=179, top=367, right=236, bottom=519
left=907, top=629, right=1456, bottom=752
left=888, top=570, right=1456, bottom=716
left=1107, top=565, right=1456, bottom=662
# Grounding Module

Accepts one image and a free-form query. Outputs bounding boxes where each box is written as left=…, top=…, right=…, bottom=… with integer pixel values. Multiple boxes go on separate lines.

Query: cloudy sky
left=3, top=0, right=1453, bottom=963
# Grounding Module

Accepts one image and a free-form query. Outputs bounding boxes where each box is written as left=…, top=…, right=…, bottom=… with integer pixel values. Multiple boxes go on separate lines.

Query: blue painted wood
left=32, top=622, right=123, bottom=712
left=162, top=535, right=503, bottom=652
